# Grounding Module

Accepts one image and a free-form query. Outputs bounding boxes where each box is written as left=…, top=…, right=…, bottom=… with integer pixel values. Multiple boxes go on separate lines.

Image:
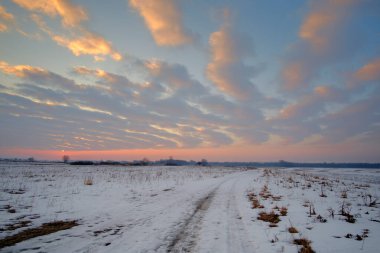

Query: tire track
left=226, top=178, right=253, bottom=253
left=166, top=190, right=216, bottom=253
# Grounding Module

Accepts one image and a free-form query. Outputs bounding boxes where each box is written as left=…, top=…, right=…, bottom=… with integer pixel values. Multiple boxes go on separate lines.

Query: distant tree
left=63, top=155, right=70, bottom=163
left=141, top=157, right=150, bottom=166
left=27, top=157, right=34, bottom=162
left=166, top=156, right=178, bottom=166
left=197, top=159, right=208, bottom=166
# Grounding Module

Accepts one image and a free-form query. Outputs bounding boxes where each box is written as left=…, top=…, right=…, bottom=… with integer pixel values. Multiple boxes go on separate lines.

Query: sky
left=0, top=0, right=379, bottom=162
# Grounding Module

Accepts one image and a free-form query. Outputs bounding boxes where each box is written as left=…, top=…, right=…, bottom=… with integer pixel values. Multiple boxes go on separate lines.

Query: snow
left=0, top=162, right=379, bottom=252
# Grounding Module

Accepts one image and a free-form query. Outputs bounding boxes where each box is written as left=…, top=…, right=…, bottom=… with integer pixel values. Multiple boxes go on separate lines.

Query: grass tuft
left=280, top=206, right=288, bottom=216
left=293, top=238, right=315, bottom=253
left=258, top=211, right=280, bottom=223
left=84, top=176, right=93, bottom=185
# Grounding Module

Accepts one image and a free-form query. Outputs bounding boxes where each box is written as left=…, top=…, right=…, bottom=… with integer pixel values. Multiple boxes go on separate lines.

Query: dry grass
left=288, top=226, right=298, bottom=233
left=280, top=206, right=288, bottom=216
left=258, top=185, right=282, bottom=201
left=258, top=211, right=280, bottom=223
left=0, top=220, right=78, bottom=249
left=293, top=238, right=315, bottom=253
left=247, top=192, right=264, bottom=209
left=259, top=185, right=271, bottom=199
left=84, top=176, right=93, bottom=185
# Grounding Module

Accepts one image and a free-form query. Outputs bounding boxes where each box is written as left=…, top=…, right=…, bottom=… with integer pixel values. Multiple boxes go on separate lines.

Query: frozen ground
left=0, top=162, right=379, bottom=253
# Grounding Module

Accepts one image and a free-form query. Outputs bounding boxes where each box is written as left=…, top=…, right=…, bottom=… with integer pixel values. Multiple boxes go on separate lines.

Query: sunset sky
left=0, top=0, right=379, bottom=162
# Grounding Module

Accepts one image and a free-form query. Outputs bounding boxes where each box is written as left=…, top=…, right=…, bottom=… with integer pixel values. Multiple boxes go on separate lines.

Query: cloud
left=0, top=61, right=47, bottom=77
left=140, top=58, right=269, bottom=144
left=299, top=0, right=357, bottom=53
left=281, top=61, right=313, bottom=91
left=266, top=84, right=345, bottom=144
left=74, top=66, right=114, bottom=81
left=53, top=32, right=122, bottom=61
left=280, top=0, right=363, bottom=91
left=0, top=5, right=14, bottom=21
left=354, top=58, right=380, bottom=82
left=1, top=55, right=377, bottom=154
left=319, top=89, right=380, bottom=143
left=0, top=5, right=14, bottom=32
left=274, top=86, right=334, bottom=121
left=12, top=0, right=87, bottom=27
left=129, top=0, right=193, bottom=46
left=206, top=10, right=260, bottom=101
left=0, top=61, right=77, bottom=91
left=17, top=2, right=122, bottom=61
left=1, top=60, right=247, bottom=150
left=0, top=23, right=7, bottom=32
left=272, top=1, right=380, bottom=145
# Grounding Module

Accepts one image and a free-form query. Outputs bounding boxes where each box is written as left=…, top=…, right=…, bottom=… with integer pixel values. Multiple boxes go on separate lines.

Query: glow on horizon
left=0, top=141, right=376, bottom=163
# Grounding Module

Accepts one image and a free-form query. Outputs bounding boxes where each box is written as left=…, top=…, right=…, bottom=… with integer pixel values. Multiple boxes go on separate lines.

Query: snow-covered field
left=0, top=162, right=379, bottom=253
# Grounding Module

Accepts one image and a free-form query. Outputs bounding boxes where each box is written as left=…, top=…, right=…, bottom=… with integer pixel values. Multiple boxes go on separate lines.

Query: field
left=0, top=162, right=379, bottom=252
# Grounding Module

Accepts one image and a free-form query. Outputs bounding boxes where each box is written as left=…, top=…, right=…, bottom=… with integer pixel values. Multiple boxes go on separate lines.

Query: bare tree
left=141, top=157, right=150, bottom=166
left=63, top=155, right=70, bottom=163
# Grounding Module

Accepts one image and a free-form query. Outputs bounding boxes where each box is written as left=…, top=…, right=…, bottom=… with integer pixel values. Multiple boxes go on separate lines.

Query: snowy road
left=98, top=171, right=257, bottom=253
left=192, top=172, right=257, bottom=253
left=167, top=172, right=256, bottom=253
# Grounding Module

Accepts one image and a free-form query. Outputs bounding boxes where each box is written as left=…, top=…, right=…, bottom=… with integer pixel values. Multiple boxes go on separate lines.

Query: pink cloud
left=12, top=0, right=87, bottom=27
left=53, top=32, right=122, bottom=61
left=0, top=61, right=47, bottom=77
left=354, top=58, right=380, bottom=82
left=281, top=0, right=360, bottom=91
left=129, top=0, right=193, bottom=46
left=206, top=10, right=258, bottom=100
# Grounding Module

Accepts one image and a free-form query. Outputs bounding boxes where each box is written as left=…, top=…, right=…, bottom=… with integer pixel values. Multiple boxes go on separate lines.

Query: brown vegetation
left=293, top=238, right=315, bottom=253
left=280, top=207, right=288, bottom=216
left=0, top=220, right=78, bottom=249
left=247, top=192, right=264, bottom=209
left=258, top=211, right=280, bottom=223
left=84, top=176, right=93, bottom=185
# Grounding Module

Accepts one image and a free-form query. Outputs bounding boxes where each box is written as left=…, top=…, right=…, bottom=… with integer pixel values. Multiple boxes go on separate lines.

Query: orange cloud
left=17, top=1, right=121, bottom=62
left=313, top=85, right=331, bottom=97
left=281, top=0, right=359, bottom=91
left=129, top=0, right=192, bottom=46
left=53, top=32, right=122, bottom=61
left=74, top=66, right=116, bottom=82
left=0, top=61, right=47, bottom=77
left=206, top=15, right=253, bottom=100
left=144, top=59, right=163, bottom=75
left=0, top=5, right=14, bottom=21
left=0, top=22, right=7, bottom=32
left=354, top=58, right=380, bottom=82
left=299, top=9, right=336, bottom=52
left=12, top=0, right=87, bottom=27
left=299, top=0, right=357, bottom=53
left=276, top=86, right=332, bottom=120
left=281, top=62, right=309, bottom=90
left=0, top=5, right=14, bottom=32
